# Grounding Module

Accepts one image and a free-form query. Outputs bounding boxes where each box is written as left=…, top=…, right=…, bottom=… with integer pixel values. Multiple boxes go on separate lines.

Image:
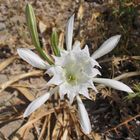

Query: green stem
left=26, top=4, right=53, bottom=64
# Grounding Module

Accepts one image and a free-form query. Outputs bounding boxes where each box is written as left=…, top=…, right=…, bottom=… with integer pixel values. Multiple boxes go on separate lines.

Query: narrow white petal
left=23, top=87, right=58, bottom=117
left=79, top=87, right=91, bottom=99
left=92, top=35, right=121, bottom=59
left=76, top=96, right=91, bottom=134
left=60, top=49, right=69, bottom=57
left=72, top=40, right=81, bottom=52
left=47, top=75, right=63, bottom=85
left=83, top=45, right=90, bottom=57
left=23, top=93, right=51, bottom=117
left=59, top=83, right=78, bottom=103
left=17, top=48, right=49, bottom=69
left=59, top=82, right=69, bottom=98
left=91, top=68, right=101, bottom=77
left=90, top=58, right=101, bottom=68
left=93, top=78, right=133, bottom=93
left=88, top=80, right=98, bottom=93
left=67, top=92, right=77, bottom=104
left=73, top=40, right=81, bottom=48
left=47, top=66, right=64, bottom=85
left=66, top=14, right=74, bottom=51
left=47, top=66, right=62, bottom=76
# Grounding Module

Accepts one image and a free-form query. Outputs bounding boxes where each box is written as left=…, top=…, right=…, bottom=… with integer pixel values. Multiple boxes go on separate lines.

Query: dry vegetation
left=0, top=0, right=140, bottom=140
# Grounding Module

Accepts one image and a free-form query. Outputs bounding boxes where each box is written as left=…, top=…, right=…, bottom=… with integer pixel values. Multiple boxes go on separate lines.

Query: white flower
left=17, top=15, right=133, bottom=134
left=47, top=44, right=101, bottom=103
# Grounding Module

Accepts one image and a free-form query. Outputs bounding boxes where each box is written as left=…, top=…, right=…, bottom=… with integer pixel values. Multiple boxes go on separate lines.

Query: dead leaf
left=52, top=113, right=63, bottom=139
left=58, top=32, right=64, bottom=49
left=61, top=129, right=68, bottom=140
left=91, top=132, right=101, bottom=140
left=11, top=85, right=35, bottom=101
left=12, top=107, right=59, bottom=140
left=0, top=70, right=43, bottom=94
left=38, top=116, right=49, bottom=140
left=77, top=4, right=84, bottom=20
left=0, top=56, right=17, bottom=72
left=39, top=21, right=47, bottom=33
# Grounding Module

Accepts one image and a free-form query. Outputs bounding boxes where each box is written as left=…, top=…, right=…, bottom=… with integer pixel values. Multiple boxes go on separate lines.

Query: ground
left=0, top=0, right=140, bottom=140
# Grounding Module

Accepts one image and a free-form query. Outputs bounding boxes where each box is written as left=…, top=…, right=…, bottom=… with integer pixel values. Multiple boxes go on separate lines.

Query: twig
left=38, top=116, right=48, bottom=140
left=104, top=113, right=140, bottom=133
left=0, top=70, right=43, bottom=94
left=114, top=71, right=140, bottom=81
left=98, top=56, right=140, bottom=64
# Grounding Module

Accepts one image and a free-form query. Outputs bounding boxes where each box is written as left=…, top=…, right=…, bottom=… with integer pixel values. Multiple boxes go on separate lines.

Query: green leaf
left=51, top=28, right=60, bottom=56
left=124, top=84, right=140, bottom=100
left=25, top=4, right=53, bottom=64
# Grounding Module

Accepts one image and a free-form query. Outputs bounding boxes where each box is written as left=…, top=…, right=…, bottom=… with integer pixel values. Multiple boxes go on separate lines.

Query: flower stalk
left=26, top=4, right=53, bottom=64
left=51, top=28, right=60, bottom=56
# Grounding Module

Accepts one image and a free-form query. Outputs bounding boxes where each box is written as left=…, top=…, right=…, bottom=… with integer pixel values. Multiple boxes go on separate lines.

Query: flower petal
left=47, top=66, right=64, bottom=85
left=59, top=82, right=77, bottom=103
left=79, top=86, right=91, bottom=99
left=93, top=78, right=133, bottom=93
left=91, top=68, right=101, bottom=77
left=23, top=93, right=51, bottom=117
left=17, top=48, right=49, bottom=69
left=83, top=45, right=90, bottom=57
left=73, top=40, right=81, bottom=48
left=66, top=14, right=74, bottom=51
left=72, top=40, right=81, bottom=52
left=92, top=35, right=121, bottom=59
left=76, top=96, right=91, bottom=134
left=23, top=87, right=58, bottom=117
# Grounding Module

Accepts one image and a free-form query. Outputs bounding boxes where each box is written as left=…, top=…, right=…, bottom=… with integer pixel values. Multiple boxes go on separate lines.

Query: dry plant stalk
left=0, top=70, right=43, bottom=94
left=0, top=56, right=17, bottom=72
left=11, top=85, right=35, bottom=101
left=105, top=113, right=140, bottom=136
left=12, top=100, right=97, bottom=140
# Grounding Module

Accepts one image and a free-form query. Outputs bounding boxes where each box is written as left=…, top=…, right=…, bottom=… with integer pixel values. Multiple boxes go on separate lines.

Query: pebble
left=0, top=74, right=8, bottom=84
left=0, top=22, right=6, bottom=31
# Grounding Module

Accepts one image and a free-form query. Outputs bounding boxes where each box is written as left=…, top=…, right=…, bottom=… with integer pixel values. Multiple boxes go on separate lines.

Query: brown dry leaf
left=52, top=113, right=63, bottom=139
left=0, top=114, right=22, bottom=124
left=39, top=21, right=47, bottom=33
left=0, top=70, right=43, bottom=94
left=46, top=104, right=69, bottom=139
left=91, top=132, right=101, bottom=140
left=63, top=108, right=68, bottom=128
left=92, top=12, right=100, bottom=19
left=77, top=4, right=84, bottom=20
left=11, top=83, right=32, bottom=88
left=58, top=32, right=64, bottom=49
left=46, top=114, right=51, bottom=140
left=0, top=56, right=17, bottom=72
left=38, top=116, right=49, bottom=140
left=11, top=85, right=35, bottom=101
left=61, top=129, right=68, bottom=140
left=0, top=131, right=8, bottom=140
left=12, top=107, right=56, bottom=140
left=60, top=109, right=69, bottom=140
left=69, top=108, right=81, bottom=139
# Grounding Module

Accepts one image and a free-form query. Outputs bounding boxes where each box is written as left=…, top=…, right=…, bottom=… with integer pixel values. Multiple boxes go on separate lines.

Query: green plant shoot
left=51, top=28, right=60, bottom=56
left=26, top=4, right=53, bottom=64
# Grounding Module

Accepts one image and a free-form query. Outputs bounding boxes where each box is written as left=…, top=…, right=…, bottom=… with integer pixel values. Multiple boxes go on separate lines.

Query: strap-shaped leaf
left=26, top=4, right=53, bottom=64
left=51, top=28, right=60, bottom=56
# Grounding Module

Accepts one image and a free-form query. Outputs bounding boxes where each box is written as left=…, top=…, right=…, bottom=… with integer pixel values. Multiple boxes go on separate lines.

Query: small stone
left=0, top=22, right=6, bottom=31
left=0, top=74, right=8, bottom=84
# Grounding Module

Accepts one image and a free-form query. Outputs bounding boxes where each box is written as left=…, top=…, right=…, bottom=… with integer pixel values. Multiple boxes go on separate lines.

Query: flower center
left=66, top=72, right=77, bottom=85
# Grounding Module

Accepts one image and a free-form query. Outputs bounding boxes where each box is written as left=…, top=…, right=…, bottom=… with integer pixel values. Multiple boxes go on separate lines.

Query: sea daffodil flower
left=17, top=15, right=133, bottom=134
